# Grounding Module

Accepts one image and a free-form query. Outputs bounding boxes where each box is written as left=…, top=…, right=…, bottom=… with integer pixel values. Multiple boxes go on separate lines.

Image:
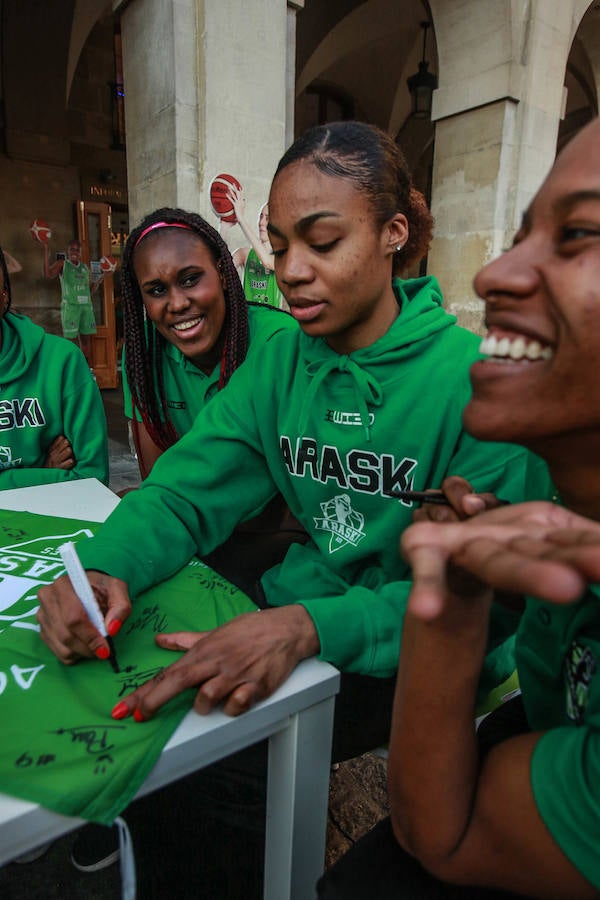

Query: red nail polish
left=95, top=646, right=110, bottom=660
left=107, top=619, right=122, bottom=637
left=112, top=701, right=129, bottom=720
left=133, top=708, right=145, bottom=723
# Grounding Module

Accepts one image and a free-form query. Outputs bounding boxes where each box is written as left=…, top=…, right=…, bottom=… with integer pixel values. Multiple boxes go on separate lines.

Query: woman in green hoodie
left=38, top=122, right=550, bottom=754
left=0, top=246, right=108, bottom=489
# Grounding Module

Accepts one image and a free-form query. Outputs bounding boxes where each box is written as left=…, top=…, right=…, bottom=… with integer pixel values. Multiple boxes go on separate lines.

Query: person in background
left=0, top=245, right=108, bottom=488
left=318, top=116, right=600, bottom=900
left=27, top=209, right=300, bottom=877
left=121, top=207, right=294, bottom=478
left=41, top=238, right=101, bottom=366
left=225, top=184, right=287, bottom=309
left=119, top=207, right=304, bottom=586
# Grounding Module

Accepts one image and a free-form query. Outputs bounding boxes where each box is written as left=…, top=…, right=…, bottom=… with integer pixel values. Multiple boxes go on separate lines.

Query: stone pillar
left=427, top=0, right=577, bottom=330
left=286, top=2, right=305, bottom=148
left=114, top=0, right=296, bottom=241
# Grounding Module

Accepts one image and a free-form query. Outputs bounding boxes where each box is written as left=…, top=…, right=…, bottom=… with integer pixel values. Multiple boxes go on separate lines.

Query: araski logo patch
left=314, top=493, right=366, bottom=553
left=0, top=527, right=93, bottom=638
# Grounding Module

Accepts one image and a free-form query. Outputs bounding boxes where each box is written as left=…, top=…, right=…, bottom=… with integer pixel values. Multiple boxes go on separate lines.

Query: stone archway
left=67, top=0, right=113, bottom=101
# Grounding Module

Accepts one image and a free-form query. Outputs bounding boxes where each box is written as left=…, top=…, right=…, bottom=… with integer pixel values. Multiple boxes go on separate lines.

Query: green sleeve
left=78, top=375, right=278, bottom=596
left=531, top=726, right=600, bottom=889
left=301, top=441, right=553, bottom=678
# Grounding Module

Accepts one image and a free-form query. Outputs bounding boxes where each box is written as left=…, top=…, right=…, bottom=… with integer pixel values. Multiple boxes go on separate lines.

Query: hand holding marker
left=59, top=542, right=120, bottom=673
left=386, top=489, right=509, bottom=507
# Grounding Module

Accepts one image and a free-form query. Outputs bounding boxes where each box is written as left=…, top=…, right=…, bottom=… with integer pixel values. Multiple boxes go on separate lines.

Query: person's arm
left=44, top=435, right=75, bottom=470
left=42, top=363, right=282, bottom=595
left=90, top=268, right=104, bottom=295
left=387, top=507, right=600, bottom=897
left=232, top=245, right=249, bottom=271
left=227, top=185, right=275, bottom=271
left=42, top=243, right=63, bottom=279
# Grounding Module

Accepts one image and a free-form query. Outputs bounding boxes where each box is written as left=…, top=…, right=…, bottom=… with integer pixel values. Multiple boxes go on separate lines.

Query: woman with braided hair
left=120, top=207, right=295, bottom=478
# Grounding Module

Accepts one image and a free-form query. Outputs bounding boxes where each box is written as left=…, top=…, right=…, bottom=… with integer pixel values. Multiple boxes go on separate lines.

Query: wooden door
left=76, top=201, right=117, bottom=388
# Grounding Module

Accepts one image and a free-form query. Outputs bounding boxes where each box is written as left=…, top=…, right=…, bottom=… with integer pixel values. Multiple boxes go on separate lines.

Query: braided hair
left=0, top=246, right=12, bottom=312
left=121, top=208, right=249, bottom=451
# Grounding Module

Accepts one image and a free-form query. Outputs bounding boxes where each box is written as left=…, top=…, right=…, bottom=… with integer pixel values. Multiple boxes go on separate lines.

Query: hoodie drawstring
left=298, top=356, right=383, bottom=442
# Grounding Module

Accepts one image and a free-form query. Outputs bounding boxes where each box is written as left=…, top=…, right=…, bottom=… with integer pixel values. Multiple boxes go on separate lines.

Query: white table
left=0, top=479, right=340, bottom=899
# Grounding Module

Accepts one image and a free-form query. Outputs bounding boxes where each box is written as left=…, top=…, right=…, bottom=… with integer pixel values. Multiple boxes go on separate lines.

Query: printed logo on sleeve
left=565, top=640, right=597, bottom=724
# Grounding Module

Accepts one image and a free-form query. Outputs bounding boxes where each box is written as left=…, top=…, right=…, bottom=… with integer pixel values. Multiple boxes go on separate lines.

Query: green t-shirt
left=518, top=585, right=600, bottom=889
left=0, top=508, right=255, bottom=825
left=122, top=302, right=296, bottom=433
left=243, top=249, right=283, bottom=308
left=59, top=259, right=91, bottom=306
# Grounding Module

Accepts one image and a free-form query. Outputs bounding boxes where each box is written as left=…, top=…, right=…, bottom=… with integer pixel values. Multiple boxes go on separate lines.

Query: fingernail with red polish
left=133, top=708, right=145, bottom=723
left=107, top=619, right=122, bottom=637
left=95, top=646, right=110, bottom=660
left=111, top=701, right=129, bottom=720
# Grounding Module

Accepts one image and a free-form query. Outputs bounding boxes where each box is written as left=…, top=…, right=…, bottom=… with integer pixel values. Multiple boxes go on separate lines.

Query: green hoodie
left=79, top=277, right=551, bottom=677
left=0, top=312, right=108, bottom=488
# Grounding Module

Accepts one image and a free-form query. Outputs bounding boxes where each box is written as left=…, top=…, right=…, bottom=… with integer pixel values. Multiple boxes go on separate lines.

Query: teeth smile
left=173, top=316, right=203, bottom=332
left=479, top=334, right=553, bottom=361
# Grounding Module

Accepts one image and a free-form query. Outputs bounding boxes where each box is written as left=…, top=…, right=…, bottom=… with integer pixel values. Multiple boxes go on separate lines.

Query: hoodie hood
left=0, top=313, right=46, bottom=385
left=297, top=276, right=455, bottom=439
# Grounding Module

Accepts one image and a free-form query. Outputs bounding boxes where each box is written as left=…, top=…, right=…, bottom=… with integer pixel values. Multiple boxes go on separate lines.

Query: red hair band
left=133, top=221, right=193, bottom=250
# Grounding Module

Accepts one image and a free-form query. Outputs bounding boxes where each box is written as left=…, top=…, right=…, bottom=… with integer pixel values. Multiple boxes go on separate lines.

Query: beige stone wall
left=426, top=0, right=595, bottom=327
left=427, top=102, right=513, bottom=333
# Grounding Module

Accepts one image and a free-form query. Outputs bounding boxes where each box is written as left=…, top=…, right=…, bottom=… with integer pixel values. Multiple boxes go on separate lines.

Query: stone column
left=114, top=0, right=295, bottom=237
left=427, top=0, right=577, bottom=330
left=286, top=2, right=305, bottom=148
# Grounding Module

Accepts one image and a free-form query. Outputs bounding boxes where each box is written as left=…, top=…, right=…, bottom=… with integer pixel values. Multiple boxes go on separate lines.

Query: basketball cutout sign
left=209, top=173, right=242, bottom=224
left=100, top=255, right=117, bottom=274
left=30, top=220, right=52, bottom=244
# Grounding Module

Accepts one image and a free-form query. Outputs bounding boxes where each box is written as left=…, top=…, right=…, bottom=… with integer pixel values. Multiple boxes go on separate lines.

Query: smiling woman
left=120, top=208, right=295, bottom=479
left=318, top=118, right=600, bottom=900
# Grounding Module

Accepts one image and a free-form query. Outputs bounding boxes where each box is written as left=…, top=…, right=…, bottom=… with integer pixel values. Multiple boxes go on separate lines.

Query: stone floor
left=0, top=385, right=390, bottom=898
